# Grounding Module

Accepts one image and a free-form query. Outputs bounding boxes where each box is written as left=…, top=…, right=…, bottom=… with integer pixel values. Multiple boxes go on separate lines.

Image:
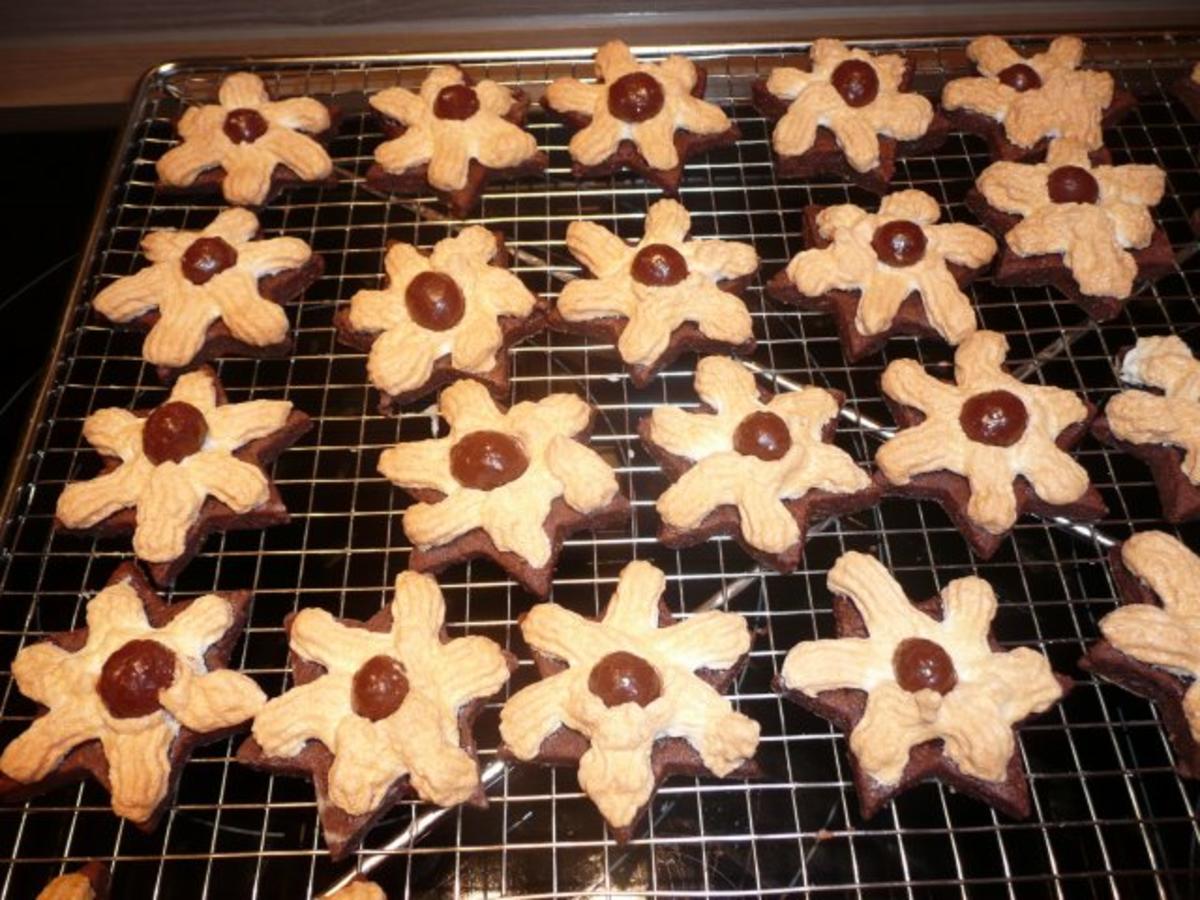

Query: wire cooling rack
left=1, top=32, right=1199, bottom=899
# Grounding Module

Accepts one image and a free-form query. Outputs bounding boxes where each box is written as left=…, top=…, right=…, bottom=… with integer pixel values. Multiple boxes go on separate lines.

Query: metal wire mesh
left=0, top=33, right=1199, bottom=898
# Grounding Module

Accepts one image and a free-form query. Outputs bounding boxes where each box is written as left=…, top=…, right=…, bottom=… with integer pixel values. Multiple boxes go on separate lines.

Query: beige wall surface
left=2, top=0, right=1199, bottom=109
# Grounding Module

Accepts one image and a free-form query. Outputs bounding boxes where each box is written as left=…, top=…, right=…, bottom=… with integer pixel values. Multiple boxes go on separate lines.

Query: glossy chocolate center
left=997, top=63, right=1042, bottom=93
left=98, top=639, right=177, bottom=719
left=607, top=71, right=665, bottom=123
left=351, top=655, right=409, bottom=722
left=1047, top=165, right=1100, bottom=205
left=871, top=220, right=927, bottom=268
left=223, top=107, right=269, bottom=144
left=831, top=59, right=880, bottom=108
left=433, top=84, right=480, bottom=120
left=733, top=411, right=792, bottom=461
left=405, top=271, right=466, bottom=331
left=180, top=236, right=238, bottom=286
left=449, top=430, right=529, bottom=490
left=958, top=389, right=1029, bottom=447
left=630, top=243, right=688, bottom=287
left=588, top=651, right=662, bottom=708
left=142, top=401, right=209, bottom=465
left=892, top=637, right=958, bottom=695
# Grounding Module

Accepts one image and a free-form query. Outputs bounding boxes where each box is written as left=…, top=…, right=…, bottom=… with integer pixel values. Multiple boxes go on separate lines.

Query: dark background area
left=0, top=129, right=115, bottom=476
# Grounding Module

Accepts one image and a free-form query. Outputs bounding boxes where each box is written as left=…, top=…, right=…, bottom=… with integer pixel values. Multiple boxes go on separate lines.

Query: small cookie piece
left=378, top=380, right=629, bottom=597
left=941, top=35, right=1134, bottom=163
left=55, top=367, right=311, bottom=585
left=778, top=551, right=1069, bottom=819
left=876, top=329, right=1105, bottom=558
left=499, top=559, right=760, bottom=842
left=767, top=190, right=996, bottom=361
left=324, top=880, right=386, bottom=900
left=1170, top=63, right=1200, bottom=121
left=1093, top=336, right=1200, bottom=523
left=1083, top=532, right=1200, bottom=778
left=335, top=227, right=545, bottom=412
left=0, top=563, right=264, bottom=829
left=35, top=862, right=110, bottom=900
left=543, top=39, right=739, bottom=193
left=751, top=39, right=949, bottom=193
left=638, top=356, right=879, bottom=571
left=550, top=198, right=758, bottom=387
left=93, top=207, right=323, bottom=380
left=238, top=571, right=514, bottom=860
left=968, top=138, right=1171, bottom=321
left=156, top=71, right=337, bottom=207
left=366, top=65, right=548, bottom=217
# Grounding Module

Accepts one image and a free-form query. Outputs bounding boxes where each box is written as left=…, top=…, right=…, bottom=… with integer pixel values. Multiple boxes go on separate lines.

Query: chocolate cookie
left=968, top=139, right=1172, bottom=321
left=54, top=367, right=311, bottom=585
left=0, top=562, right=263, bottom=831
left=366, top=65, right=548, bottom=217
left=549, top=198, right=758, bottom=387
left=767, top=191, right=995, bottom=361
left=499, top=559, right=760, bottom=842
left=638, top=355, right=880, bottom=571
left=378, top=380, right=629, bottom=597
left=751, top=40, right=949, bottom=193
left=237, top=571, right=514, bottom=859
left=875, top=329, right=1106, bottom=559
left=335, top=227, right=546, bottom=412
left=778, top=550, right=1070, bottom=819
left=92, top=207, right=324, bottom=381
left=156, top=71, right=339, bottom=207
left=941, top=35, right=1135, bottom=163
left=543, top=40, right=739, bottom=194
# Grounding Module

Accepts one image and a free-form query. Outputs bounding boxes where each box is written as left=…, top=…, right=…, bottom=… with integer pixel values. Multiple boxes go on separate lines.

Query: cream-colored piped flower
left=156, top=71, right=333, bottom=206
left=648, top=356, right=872, bottom=555
left=544, top=40, right=732, bottom=171
left=785, top=190, right=995, bottom=345
left=500, top=559, right=759, bottom=830
left=764, top=39, right=934, bottom=171
left=942, top=36, right=1115, bottom=152
left=557, top=199, right=757, bottom=369
left=0, top=572, right=264, bottom=823
left=370, top=66, right=540, bottom=192
left=1100, top=531, right=1200, bottom=741
left=56, top=369, right=295, bottom=566
left=93, top=208, right=314, bottom=369
left=976, top=138, right=1165, bottom=300
left=876, top=330, right=1091, bottom=535
left=348, top=226, right=537, bottom=399
left=378, top=380, right=620, bottom=570
left=780, top=551, right=1063, bottom=785
left=250, top=571, right=511, bottom=816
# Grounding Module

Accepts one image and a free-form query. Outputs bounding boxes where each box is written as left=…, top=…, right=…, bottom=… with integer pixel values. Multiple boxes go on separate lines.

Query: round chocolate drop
left=433, top=84, right=480, bottom=120
left=892, top=637, right=957, bottom=695
left=405, top=271, right=466, bottom=331
left=351, top=655, right=409, bottom=722
left=588, top=651, right=662, bottom=708
left=606, top=71, right=665, bottom=123
left=180, top=236, right=239, bottom=286
left=630, top=243, right=688, bottom=287
left=222, top=107, right=269, bottom=144
left=997, top=63, right=1042, bottom=93
left=449, top=430, right=529, bottom=491
left=1047, top=165, right=1100, bottom=205
left=142, top=401, right=209, bottom=465
left=733, top=411, right=792, bottom=461
left=871, top=220, right=928, bottom=268
left=830, top=59, right=880, bottom=108
left=98, top=639, right=177, bottom=719
left=958, top=389, right=1029, bottom=447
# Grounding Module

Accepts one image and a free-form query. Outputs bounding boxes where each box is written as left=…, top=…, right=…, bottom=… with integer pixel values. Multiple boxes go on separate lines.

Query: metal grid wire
left=0, top=32, right=1198, bottom=898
